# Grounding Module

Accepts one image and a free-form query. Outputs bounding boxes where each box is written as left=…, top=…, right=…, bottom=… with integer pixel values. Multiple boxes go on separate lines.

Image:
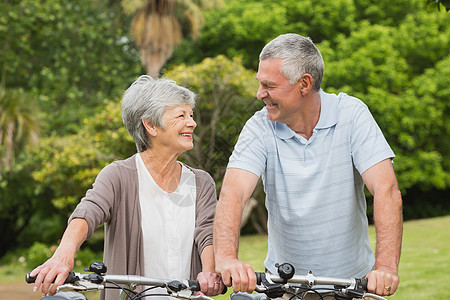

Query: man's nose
left=256, top=86, right=267, bottom=100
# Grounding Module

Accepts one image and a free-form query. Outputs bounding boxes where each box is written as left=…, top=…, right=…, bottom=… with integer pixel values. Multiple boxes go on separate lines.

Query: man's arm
left=214, top=168, right=259, bottom=293
left=30, top=218, right=88, bottom=296
left=362, top=158, right=403, bottom=296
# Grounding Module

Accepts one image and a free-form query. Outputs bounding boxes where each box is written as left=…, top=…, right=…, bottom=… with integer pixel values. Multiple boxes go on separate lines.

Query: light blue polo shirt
left=228, top=90, right=395, bottom=278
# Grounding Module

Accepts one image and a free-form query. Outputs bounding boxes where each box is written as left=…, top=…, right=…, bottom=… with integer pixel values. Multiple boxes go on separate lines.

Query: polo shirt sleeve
left=351, top=103, right=395, bottom=175
left=227, top=115, right=267, bottom=178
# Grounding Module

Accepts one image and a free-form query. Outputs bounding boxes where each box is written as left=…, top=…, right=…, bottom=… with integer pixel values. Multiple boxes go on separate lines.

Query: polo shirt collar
left=274, top=89, right=339, bottom=140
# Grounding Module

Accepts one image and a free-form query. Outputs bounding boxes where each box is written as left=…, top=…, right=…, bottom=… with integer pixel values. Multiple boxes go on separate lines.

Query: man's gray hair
left=259, top=33, right=324, bottom=91
left=122, top=75, right=196, bottom=152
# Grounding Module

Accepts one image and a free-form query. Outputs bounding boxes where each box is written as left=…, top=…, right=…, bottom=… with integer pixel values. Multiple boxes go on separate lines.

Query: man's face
left=255, top=58, right=302, bottom=124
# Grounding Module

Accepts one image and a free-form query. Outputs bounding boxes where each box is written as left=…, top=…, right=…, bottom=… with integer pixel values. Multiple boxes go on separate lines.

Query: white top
left=136, top=153, right=196, bottom=297
left=228, top=90, right=395, bottom=278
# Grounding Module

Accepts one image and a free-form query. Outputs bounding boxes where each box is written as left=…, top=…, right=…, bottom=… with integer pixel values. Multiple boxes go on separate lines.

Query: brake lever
left=255, top=273, right=285, bottom=298
left=57, top=284, right=87, bottom=292
left=170, top=291, right=214, bottom=300
left=57, top=280, right=103, bottom=293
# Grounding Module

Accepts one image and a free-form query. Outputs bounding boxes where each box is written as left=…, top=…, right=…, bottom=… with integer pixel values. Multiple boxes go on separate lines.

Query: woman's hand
left=29, top=253, right=74, bottom=296
left=196, top=271, right=225, bottom=296
left=28, top=218, right=87, bottom=296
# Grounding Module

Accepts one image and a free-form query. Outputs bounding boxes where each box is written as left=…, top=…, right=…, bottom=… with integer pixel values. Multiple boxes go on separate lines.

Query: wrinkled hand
left=29, top=255, right=74, bottom=296
left=196, top=271, right=225, bottom=296
left=365, top=267, right=399, bottom=297
left=216, top=257, right=256, bottom=294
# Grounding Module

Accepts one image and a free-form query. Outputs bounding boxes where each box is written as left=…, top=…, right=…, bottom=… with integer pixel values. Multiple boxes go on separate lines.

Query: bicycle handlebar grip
left=186, top=279, right=227, bottom=295
left=25, top=272, right=79, bottom=284
left=255, top=272, right=264, bottom=285
left=361, top=277, right=368, bottom=291
left=25, top=273, right=36, bottom=284
left=187, top=279, right=201, bottom=291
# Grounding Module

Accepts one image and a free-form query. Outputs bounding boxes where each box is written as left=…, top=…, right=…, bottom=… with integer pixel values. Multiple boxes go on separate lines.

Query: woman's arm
left=29, top=218, right=88, bottom=296
left=196, top=245, right=224, bottom=296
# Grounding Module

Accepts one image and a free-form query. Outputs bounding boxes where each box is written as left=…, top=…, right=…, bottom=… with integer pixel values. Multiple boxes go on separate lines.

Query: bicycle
left=26, top=261, right=225, bottom=300
left=26, top=261, right=388, bottom=300
left=230, top=262, right=388, bottom=300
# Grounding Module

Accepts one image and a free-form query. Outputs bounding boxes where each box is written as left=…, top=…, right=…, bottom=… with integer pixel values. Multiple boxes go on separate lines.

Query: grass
left=1, top=215, right=449, bottom=299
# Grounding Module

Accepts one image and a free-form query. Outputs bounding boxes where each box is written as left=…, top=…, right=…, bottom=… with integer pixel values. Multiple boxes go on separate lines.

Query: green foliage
left=0, top=0, right=141, bottom=133
left=0, top=84, right=42, bottom=171
left=17, top=241, right=102, bottom=270
left=0, top=166, right=50, bottom=257
left=170, top=0, right=359, bottom=69
left=353, top=0, right=424, bottom=25
left=393, top=11, right=450, bottom=75
left=166, top=55, right=260, bottom=184
left=428, top=0, right=450, bottom=11
left=73, top=247, right=103, bottom=270
left=312, top=9, right=450, bottom=192
left=21, top=242, right=54, bottom=269
left=1, top=0, right=449, bottom=259
left=29, top=100, right=135, bottom=214
left=322, top=23, right=410, bottom=94
left=168, top=0, right=450, bottom=216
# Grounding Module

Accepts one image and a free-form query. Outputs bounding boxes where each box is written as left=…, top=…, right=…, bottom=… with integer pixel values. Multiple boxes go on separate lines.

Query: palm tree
left=0, top=71, right=41, bottom=172
left=121, top=0, right=221, bottom=77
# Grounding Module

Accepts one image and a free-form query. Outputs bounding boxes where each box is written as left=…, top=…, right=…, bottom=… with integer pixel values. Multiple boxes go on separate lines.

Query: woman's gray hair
left=122, top=75, right=196, bottom=152
left=259, top=33, right=324, bottom=91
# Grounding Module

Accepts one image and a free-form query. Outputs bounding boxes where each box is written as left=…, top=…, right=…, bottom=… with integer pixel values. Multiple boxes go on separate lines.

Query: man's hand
left=216, top=257, right=256, bottom=294
left=366, top=267, right=399, bottom=296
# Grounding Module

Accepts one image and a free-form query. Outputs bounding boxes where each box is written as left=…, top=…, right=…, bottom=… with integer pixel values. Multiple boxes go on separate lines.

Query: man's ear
left=142, top=118, right=157, bottom=136
left=299, top=73, right=314, bottom=95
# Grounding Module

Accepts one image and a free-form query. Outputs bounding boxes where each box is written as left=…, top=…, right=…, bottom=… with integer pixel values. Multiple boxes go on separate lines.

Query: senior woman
left=30, top=75, right=224, bottom=299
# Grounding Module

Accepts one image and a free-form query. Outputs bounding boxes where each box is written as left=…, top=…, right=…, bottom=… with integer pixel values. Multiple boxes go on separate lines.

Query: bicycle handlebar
left=26, top=272, right=80, bottom=284
left=247, top=263, right=386, bottom=300
left=26, top=262, right=224, bottom=300
left=256, top=271, right=368, bottom=288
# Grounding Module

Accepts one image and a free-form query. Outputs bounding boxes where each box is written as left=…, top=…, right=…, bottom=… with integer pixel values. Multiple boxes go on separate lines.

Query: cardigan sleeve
left=68, top=162, right=120, bottom=239
left=189, top=167, right=217, bottom=278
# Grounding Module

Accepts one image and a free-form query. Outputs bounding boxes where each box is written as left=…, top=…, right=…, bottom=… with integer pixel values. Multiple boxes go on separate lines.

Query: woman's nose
left=187, top=116, right=197, bottom=128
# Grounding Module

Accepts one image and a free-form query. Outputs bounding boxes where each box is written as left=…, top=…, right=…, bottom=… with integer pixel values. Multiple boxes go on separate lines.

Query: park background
left=0, top=0, right=449, bottom=299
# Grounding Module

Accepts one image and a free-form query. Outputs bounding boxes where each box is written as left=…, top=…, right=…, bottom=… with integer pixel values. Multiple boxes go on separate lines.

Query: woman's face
left=154, top=104, right=197, bottom=154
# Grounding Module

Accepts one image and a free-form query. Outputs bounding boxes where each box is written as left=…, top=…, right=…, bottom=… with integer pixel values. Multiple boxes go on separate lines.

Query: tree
left=428, top=0, right=450, bottom=11
left=166, top=55, right=259, bottom=182
left=121, top=0, right=222, bottom=77
left=0, top=72, right=41, bottom=172
left=166, top=56, right=268, bottom=233
left=0, top=0, right=142, bottom=134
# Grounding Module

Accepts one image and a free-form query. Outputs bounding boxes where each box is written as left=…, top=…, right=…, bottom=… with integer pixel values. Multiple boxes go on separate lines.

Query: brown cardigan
left=69, top=154, right=217, bottom=299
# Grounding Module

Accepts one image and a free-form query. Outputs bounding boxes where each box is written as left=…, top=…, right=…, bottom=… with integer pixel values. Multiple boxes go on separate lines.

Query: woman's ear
left=299, top=73, right=314, bottom=95
left=142, top=118, right=157, bottom=136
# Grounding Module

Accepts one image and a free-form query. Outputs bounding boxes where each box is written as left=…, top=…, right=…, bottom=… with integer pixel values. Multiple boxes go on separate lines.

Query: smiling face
left=256, top=58, right=303, bottom=125
left=152, top=104, right=197, bottom=154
